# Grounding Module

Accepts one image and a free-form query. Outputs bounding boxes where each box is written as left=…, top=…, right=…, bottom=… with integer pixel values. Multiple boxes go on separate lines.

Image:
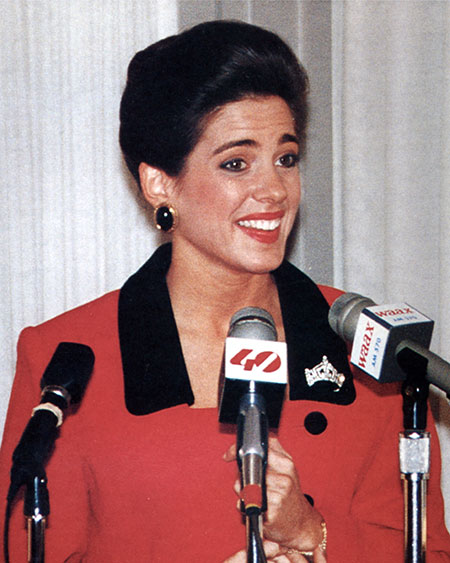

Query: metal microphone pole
left=237, top=386, right=268, bottom=563
left=25, top=475, right=49, bottom=563
left=397, top=346, right=430, bottom=563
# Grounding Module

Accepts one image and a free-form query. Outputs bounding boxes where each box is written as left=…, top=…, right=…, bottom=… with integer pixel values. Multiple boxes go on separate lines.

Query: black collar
left=118, top=244, right=355, bottom=415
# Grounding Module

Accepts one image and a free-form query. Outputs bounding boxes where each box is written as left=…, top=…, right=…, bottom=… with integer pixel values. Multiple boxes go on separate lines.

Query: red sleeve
left=317, top=284, right=345, bottom=306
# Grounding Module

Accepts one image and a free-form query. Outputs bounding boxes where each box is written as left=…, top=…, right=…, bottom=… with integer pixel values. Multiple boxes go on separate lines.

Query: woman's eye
left=276, top=153, right=299, bottom=168
left=220, top=158, right=247, bottom=172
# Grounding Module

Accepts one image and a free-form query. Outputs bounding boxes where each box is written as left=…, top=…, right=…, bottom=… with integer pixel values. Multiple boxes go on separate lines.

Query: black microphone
left=328, top=293, right=450, bottom=395
left=8, top=342, right=95, bottom=502
left=218, top=308, right=287, bottom=513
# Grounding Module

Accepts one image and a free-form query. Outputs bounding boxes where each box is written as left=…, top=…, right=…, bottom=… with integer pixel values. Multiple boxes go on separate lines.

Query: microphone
left=328, top=293, right=450, bottom=395
left=8, top=342, right=95, bottom=502
left=218, top=307, right=287, bottom=428
left=219, top=308, right=287, bottom=513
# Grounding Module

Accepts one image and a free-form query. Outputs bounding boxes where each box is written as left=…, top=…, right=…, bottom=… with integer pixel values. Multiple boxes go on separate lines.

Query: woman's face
left=171, top=95, right=301, bottom=275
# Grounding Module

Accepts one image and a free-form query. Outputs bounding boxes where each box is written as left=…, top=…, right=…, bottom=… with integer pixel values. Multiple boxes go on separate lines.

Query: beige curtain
left=0, top=0, right=178, bottom=427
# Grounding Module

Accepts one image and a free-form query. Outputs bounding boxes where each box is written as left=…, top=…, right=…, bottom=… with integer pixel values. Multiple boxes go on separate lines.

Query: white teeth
left=237, top=219, right=281, bottom=231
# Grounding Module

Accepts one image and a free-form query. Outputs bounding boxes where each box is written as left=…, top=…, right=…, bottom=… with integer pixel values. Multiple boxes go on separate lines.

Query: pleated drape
left=0, top=0, right=177, bottom=420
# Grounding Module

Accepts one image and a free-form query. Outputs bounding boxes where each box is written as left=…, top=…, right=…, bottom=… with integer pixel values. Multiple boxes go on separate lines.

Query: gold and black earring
left=153, top=204, right=178, bottom=233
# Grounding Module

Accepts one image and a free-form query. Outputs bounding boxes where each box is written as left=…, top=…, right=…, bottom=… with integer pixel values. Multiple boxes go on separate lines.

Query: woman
left=1, top=20, right=449, bottom=562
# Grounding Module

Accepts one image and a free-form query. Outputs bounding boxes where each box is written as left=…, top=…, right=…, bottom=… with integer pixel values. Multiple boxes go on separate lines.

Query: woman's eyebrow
left=213, top=134, right=299, bottom=156
left=213, top=139, right=256, bottom=155
left=280, top=133, right=299, bottom=145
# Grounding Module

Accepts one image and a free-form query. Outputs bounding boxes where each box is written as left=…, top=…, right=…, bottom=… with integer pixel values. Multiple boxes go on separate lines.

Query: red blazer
left=1, top=245, right=449, bottom=561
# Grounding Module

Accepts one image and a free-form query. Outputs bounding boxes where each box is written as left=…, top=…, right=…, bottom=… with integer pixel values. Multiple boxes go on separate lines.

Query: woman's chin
left=236, top=249, right=285, bottom=274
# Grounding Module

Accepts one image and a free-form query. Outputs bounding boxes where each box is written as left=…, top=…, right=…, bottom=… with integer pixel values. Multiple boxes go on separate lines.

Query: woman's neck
left=166, top=243, right=282, bottom=339
left=165, top=242, right=285, bottom=408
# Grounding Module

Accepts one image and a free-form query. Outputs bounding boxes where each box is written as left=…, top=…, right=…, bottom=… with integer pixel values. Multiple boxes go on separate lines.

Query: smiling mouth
left=237, top=218, right=281, bottom=231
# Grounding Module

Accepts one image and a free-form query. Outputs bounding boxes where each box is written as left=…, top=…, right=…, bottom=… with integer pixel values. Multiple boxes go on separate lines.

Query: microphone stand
left=237, top=386, right=268, bottom=563
left=25, top=475, right=49, bottom=563
left=397, top=347, right=430, bottom=563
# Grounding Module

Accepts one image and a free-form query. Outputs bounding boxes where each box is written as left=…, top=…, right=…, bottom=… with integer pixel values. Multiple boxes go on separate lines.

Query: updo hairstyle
left=119, top=20, right=309, bottom=186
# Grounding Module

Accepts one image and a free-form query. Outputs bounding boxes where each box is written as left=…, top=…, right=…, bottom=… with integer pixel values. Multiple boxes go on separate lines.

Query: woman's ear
left=138, top=162, right=176, bottom=208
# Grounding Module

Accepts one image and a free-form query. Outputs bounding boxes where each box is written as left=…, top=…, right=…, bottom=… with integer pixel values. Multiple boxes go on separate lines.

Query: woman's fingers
left=223, top=442, right=237, bottom=462
left=223, top=437, right=325, bottom=558
left=223, top=540, right=288, bottom=562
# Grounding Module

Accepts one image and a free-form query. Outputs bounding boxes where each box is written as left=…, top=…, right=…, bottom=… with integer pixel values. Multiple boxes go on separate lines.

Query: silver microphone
left=219, top=307, right=286, bottom=512
left=328, top=293, right=450, bottom=395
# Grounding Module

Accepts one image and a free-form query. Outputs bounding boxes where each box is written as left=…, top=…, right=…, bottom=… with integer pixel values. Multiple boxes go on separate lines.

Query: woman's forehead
left=197, top=96, right=296, bottom=146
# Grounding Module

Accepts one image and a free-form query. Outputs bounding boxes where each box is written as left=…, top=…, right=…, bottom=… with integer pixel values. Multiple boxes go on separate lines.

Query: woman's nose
left=252, top=166, right=288, bottom=203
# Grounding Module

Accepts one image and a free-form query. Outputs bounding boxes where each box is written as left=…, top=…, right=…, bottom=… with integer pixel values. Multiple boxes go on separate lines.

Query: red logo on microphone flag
left=230, top=349, right=281, bottom=373
left=357, top=321, right=374, bottom=369
left=225, top=337, right=287, bottom=384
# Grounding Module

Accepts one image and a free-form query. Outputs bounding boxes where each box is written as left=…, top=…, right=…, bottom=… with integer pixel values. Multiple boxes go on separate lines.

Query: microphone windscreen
left=228, top=307, right=277, bottom=341
left=328, top=293, right=376, bottom=343
left=41, top=342, right=95, bottom=404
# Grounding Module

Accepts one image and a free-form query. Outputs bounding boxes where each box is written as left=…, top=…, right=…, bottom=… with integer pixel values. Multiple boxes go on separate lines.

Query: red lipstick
left=235, top=211, right=284, bottom=244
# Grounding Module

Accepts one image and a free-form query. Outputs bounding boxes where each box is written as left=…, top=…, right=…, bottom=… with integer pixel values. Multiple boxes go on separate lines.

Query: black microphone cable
left=246, top=506, right=267, bottom=563
left=3, top=499, right=12, bottom=563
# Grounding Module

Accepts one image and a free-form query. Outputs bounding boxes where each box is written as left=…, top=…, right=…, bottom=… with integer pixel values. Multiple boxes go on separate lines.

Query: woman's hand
left=223, top=541, right=326, bottom=562
left=222, top=540, right=310, bottom=562
left=223, top=437, right=326, bottom=558
left=222, top=540, right=283, bottom=562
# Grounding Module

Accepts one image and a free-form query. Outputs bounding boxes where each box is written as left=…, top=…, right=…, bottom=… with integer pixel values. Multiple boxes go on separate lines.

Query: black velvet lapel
left=119, top=244, right=194, bottom=415
left=119, top=244, right=355, bottom=416
left=274, top=260, right=355, bottom=404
